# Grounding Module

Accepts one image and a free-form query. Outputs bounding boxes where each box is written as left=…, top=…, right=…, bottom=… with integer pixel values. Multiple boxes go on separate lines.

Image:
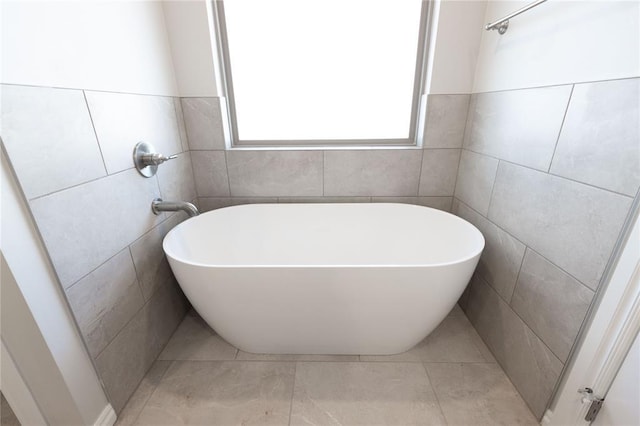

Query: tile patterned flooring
left=115, top=306, right=539, bottom=426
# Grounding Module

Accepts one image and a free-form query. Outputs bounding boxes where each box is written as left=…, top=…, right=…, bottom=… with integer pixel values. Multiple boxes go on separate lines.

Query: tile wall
left=182, top=94, right=470, bottom=212
left=1, top=84, right=193, bottom=413
left=453, top=77, right=640, bottom=418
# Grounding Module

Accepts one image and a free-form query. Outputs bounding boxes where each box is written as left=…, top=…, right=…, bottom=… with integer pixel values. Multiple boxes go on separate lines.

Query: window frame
left=210, top=0, right=434, bottom=149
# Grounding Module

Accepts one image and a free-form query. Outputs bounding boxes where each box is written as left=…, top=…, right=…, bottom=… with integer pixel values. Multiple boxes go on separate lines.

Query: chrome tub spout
left=151, top=198, right=199, bottom=217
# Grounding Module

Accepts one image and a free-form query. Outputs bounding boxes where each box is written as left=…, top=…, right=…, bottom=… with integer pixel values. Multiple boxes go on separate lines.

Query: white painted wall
left=428, top=0, right=487, bottom=94
left=163, top=0, right=218, bottom=97
left=473, top=0, right=640, bottom=92
left=1, top=1, right=178, bottom=96
left=162, top=0, right=486, bottom=97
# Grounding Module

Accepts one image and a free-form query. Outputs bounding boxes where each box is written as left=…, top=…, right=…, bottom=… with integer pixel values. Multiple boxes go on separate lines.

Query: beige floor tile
left=236, top=351, right=359, bottom=362
left=361, top=315, right=488, bottom=362
left=158, top=311, right=238, bottom=361
left=425, top=363, right=538, bottom=425
left=135, top=361, right=295, bottom=425
left=115, top=361, right=171, bottom=425
left=290, top=362, right=446, bottom=425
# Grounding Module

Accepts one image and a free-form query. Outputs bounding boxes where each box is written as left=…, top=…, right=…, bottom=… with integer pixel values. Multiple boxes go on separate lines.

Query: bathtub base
left=169, top=262, right=479, bottom=355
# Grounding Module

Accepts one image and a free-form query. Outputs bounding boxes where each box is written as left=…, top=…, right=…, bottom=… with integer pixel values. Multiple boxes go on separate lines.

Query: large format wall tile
left=464, top=86, right=571, bottom=171
left=66, top=249, right=144, bottom=357
left=190, top=150, right=230, bottom=197
left=30, top=169, right=163, bottom=287
left=453, top=199, right=526, bottom=302
left=197, top=197, right=278, bottom=212
left=1, top=85, right=106, bottom=199
left=85, top=91, right=183, bottom=174
left=423, top=94, right=470, bottom=148
left=129, top=215, right=182, bottom=301
left=511, top=250, right=594, bottom=362
left=550, top=78, right=640, bottom=196
left=454, top=150, right=498, bottom=215
left=227, top=150, right=323, bottom=196
left=181, top=98, right=225, bottom=150
left=95, top=281, right=188, bottom=413
left=324, top=150, right=422, bottom=196
left=466, top=275, right=563, bottom=419
left=488, top=162, right=632, bottom=289
left=156, top=152, right=196, bottom=202
left=372, top=196, right=452, bottom=211
left=418, top=149, right=460, bottom=196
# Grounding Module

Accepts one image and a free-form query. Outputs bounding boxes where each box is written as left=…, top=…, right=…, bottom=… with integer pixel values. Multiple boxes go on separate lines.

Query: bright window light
left=222, top=0, right=424, bottom=142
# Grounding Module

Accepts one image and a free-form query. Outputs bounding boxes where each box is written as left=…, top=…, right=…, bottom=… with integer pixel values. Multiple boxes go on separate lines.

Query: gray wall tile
left=279, top=196, right=370, bottom=203
left=466, top=274, right=563, bottom=419
left=550, top=78, right=640, bottom=196
left=66, top=249, right=144, bottom=357
left=453, top=199, right=525, bottom=302
left=511, top=250, right=594, bottom=362
left=488, top=162, right=632, bottom=289
left=418, top=149, right=460, bottom=196
left=95, top=281, right=188, bottom=413
left=30, top=169, right=163, bottom=287
left=464, top=86, right=572, bottom=171
left=198, top=197, right=278, bottom=212
left=324, top=150, right=422, bottom=196
left=372, top=196, right=452, bottom=211
left=423, top=94, right=470, bottom=148
left=129, top=215, right=182, bottom=301
left=227, top=150, right=323, bottom=196
left=85, top=91, right=183, bottom=174
left=1, top=84, right=106, bottom=199
left=190, top=151, right=230, bottom=197
left=454, top=150, right=498, bottom=215
left=181, top=98, right=225, bottom=150
left=156, top=152, right=196, bottom=202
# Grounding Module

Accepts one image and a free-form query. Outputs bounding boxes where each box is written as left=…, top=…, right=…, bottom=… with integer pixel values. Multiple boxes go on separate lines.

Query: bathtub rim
left=163, top=203, right=485, bottom=269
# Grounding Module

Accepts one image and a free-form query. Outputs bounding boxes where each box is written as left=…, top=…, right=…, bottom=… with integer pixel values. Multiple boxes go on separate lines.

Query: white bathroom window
left=213, top=0, right=432, bottom=147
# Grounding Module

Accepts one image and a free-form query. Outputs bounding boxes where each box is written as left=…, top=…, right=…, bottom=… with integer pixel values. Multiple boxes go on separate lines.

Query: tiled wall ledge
left=1, top=84, right=195, bottom=413
left=182, top=94, right=471, bottom=207
left=454, top=77, right=640, bottom=419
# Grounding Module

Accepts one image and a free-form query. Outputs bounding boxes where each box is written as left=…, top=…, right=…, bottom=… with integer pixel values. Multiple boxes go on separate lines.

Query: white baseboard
left=94, top=404, right=117, bottom=426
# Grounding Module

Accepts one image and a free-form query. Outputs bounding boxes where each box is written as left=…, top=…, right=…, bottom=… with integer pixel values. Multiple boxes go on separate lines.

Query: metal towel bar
left=485, top=0, right=548, bottom=34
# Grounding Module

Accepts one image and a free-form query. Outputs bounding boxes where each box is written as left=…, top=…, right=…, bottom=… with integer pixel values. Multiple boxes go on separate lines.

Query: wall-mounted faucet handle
left=141, top=153, right=177, bottom=166
left=133, top=142, right=177, bottom=178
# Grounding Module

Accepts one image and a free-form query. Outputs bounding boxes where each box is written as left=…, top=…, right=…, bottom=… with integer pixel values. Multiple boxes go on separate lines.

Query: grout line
left=484, top=158, right=501, bottom=217
left=187, top=151, right=199, bottom=199
left=454, top=198, right=597, bottom=298
left=461, top=147, right=635, bottom=199
left=223, top=150, right=233, bottom=196
left=416, top=148, right=425, bottom=196
left=82, top=90, right=109, bottom=176
left=126, top=360, right=176, bottom=425
left=547, top=85, right=575, bottom=173
left=471, top=274, right=566, bottom=365
left=451, top=148, right=463, bottom=199
left=127, top=246, right=146, bottom=301
left=1, top=82, right=180, bottom=98
left=28, top=166, right=136, bottom=202
left=321, top=150, right=325, bottom=196
left=421, top=362, right=448, bottom=423
left=287, top=362, right=297, bottom=426
left=507, top=247, right=529, bottom=305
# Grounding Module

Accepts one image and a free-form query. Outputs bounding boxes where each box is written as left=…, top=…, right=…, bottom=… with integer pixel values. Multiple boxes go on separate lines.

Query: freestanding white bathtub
left=163, top=203, right=484, bottom=355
